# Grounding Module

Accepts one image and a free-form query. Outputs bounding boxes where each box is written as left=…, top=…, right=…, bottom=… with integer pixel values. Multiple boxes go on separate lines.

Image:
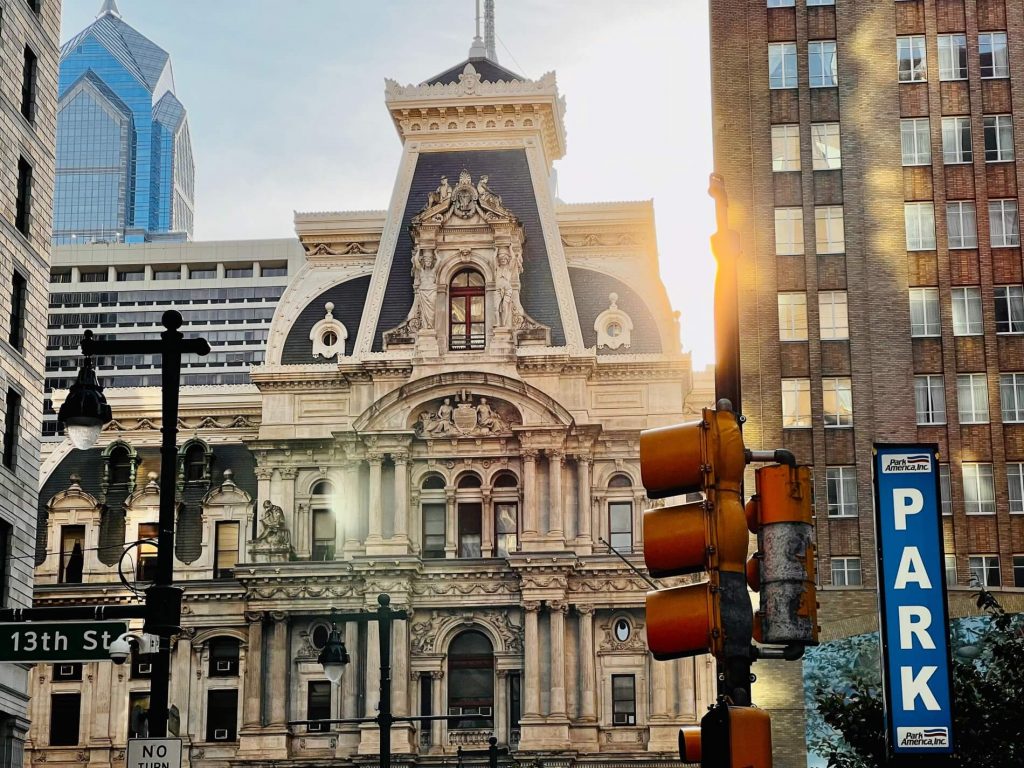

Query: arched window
left=311, top=480, right=335, bottom=561
left=456, top=473, right=483, bottom=557
left=184, top=443, right=206, bottom=482
left=492, top=473, right=519, bottom=557
left=421, top=474, right=447, bottom=558
left=447, top=631, right=494, bottom=729
left=109, top=445, right=132, bottom=486
left=449, top=270, right=486, bottom=351
left=208, top=636, right=240, bottom=677
left=608, top=474, right=634, bottom=554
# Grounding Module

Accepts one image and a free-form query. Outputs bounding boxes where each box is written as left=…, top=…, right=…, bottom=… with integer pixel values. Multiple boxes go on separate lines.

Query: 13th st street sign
left=873, top=445, right=956, bottom=763
left=0, top=621, right=127, bottom=663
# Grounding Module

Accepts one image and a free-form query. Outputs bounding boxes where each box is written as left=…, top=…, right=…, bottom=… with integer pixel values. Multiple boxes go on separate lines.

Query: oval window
left=606, top=321, right=622, bottom=338
left=322, top=330, right=338, bottom=347
left=614, top=618, right=630, bottom=642
left=310, top=623, right=331, bottom=650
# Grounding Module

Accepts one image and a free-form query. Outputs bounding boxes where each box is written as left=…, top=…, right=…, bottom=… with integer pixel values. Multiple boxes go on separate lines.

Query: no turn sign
left=126, top=738, right=182, bottom=768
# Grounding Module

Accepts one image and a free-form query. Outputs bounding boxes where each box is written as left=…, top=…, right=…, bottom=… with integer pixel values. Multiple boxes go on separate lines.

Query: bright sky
left=60, top=0, right=717, bottom=366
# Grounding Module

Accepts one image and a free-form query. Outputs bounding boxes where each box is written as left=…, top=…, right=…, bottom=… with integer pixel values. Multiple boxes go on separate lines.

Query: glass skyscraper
left=54, top=0, right=194, bottom=245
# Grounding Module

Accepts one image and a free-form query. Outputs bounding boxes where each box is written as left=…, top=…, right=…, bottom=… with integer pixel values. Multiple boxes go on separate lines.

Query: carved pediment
left=411, top=390, right=520, bottom=439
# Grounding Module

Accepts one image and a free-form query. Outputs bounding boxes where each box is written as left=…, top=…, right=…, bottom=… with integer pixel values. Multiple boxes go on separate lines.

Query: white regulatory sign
left=126, top=738, right=182, bottom=768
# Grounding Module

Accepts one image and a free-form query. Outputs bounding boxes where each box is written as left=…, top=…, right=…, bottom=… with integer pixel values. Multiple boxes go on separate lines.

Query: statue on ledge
left=250, top=500, right=291, bottom=562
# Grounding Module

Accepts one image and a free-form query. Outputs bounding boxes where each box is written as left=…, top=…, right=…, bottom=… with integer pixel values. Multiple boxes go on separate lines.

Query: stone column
left=268, top=612, right=289, bottom=727
left=171, top=633, right=194, bottom=742
left=576, top=455, right=593, bottom=545
left=522, top=602, right=541, bottom=717
left=255, top=467, right=273, bottom=518
left=342, top=461, right=360, bottom=553
left=444, top=488, right=457, bottom=558
left=393, top=619, right=409, bottom=716
left=430, top=671, right=444, bottom=748
left=522, top=451, right=538, bottom=537
left=410, top=489, right=421, bottom=553
left=548, top=451, right=563, bottom=537
left=495, top=670, right=508, bottom=745
left=367, top=454, right=384, bottom=542
left=577, top=606, right=597, bottom=721
left=365, top=621, right=381, bottom=715
left=481, top=488, right=493, bottom=556
left=242, top=612, right=264, bottom=729
left=88, top=650, right=114, bottom=756
left=548, top=601, right=567, bottom=717
left=650, top=655, right=670, bottom=719
left=342, top=622, right=359, bottom=719
left=392, top=452, right=410, bottom=543
left=280, top=466, right=297, bottom=529
left=633, top=490, right=645, bottom=552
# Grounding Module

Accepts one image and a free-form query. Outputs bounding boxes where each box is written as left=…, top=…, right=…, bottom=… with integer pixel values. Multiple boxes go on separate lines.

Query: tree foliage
left=808, top=592, right=1024, bottom=768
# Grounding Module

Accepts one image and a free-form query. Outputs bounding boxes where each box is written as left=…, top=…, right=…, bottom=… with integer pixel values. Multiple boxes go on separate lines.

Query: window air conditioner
left=138, top=663, right=152, bottom=674
left=216, top=660, right=232, bottom=672
left=478, top=707, right=492, bottom=717
left=57, top=665, right=75, bottom=677
left=613, top=713, right=635, bottom=725
left=214, top=728, right=229, bottom=741
left=308, top=722, right=324, bottom=732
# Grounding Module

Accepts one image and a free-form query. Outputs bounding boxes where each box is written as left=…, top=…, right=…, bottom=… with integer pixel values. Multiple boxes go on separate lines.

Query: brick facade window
left=1008, top=463, right=1024, bottom=514
left=989, top=200, right=1020, bottom=246
left=957, top=374, right=989, bottom=423
left=979, top=32, right=1009, bottom=78
left=999, top=373, right=1024, bottom=422
left=951, top=287, right=983, bottom=335
left=815, top=206, right=846, bottom=254
left=897, top=36, right=927, bottom=82
left=808, top=41, right=838, bottom=88
left=768, top=43, right=797, bottom=89
left=995, top=286, right=1024, bottom=333
left=937, top=34, right=968, bottom=80
left=939, top=464, right=952, bottom=515
left=945, top=555, right=958, bottom=586
left=822, top=377, right=853, bottom=427
left=811, top=123, right=841, bottom=169
left=781, top=378, right=811, bottom=428
left=1014, top=555, right=1024, bottom=588
left=771, top=124, right=800, bottom=171
left=819, top=291, right=848, bottom=339
left=777, top=292, right=808, bottom=341
left=946, top=202, right=978, bottom=249
left=830, top=557, right=862, bottom=587
left=774, top=208, right=804, bottom=254
left=984, top=115, right=1015, bottom=162
left=905, top=202, right=936, bottom=250
left=941, top=117, right=973, bottom=164
left=969, top=554, right=1000, bottom=587
left=901, top=118, right=931, bottom=165
left=826, top=466, right=858, bottom=517
left=909, top=288, right=940, bottom=336
left=962, top=463, right=996, bottom=514
left=914, top=375, right=946, bottom=425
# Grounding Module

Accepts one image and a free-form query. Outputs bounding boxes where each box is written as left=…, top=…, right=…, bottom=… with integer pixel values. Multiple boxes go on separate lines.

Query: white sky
left=60, top=0, right=717, bottom=366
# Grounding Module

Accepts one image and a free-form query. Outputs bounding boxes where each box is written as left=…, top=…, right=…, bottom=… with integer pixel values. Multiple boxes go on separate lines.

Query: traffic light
left=745, top=464, right=819, bottom=646
left=680, top=703, right=773, bottom=768
left=640, top=407, right=752, bottom=661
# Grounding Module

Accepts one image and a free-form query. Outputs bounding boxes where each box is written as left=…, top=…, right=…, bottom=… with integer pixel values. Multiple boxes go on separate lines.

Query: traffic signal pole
left=708, top=174, right=752, bottom=706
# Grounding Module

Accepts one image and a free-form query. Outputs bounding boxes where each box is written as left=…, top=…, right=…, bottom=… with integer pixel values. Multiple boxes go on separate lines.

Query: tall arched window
left=492, top=472, right=519, bottom=556
left=447, top=631, right=494, bottom=729
left=109, top=445, right=132, bottom=486
left=311, top=480, right=335, bottom=561
left=421, top=474, right=447, bottom=558
left=607, top=473, right=634, bottom=554
left=449, top=270, right=485, bottom=351
left=184, top=443, right=206, bottom=482
left=457, top=473, right=483, bottom=557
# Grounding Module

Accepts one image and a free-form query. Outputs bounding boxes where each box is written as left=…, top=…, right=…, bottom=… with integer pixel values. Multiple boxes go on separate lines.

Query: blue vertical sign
left=873, top=445, right=956, bottom=762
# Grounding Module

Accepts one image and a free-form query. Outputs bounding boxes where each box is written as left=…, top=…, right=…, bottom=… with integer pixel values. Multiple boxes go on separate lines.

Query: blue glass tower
left=54, top=0, right=194, bottom=244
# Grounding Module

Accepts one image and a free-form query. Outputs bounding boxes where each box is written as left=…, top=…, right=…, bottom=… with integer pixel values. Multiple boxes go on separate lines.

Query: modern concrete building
left=711, top=0, right=1024, bottom=764
left=54, top=0, right=194, bottom=244
left=0, top=0, right=62, bottom=760
left=29, top=30, right=712, bottom=768
left=43, top=238, right=305, bottom=438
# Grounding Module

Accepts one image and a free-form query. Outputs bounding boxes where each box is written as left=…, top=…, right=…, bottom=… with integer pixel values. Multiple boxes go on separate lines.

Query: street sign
left=0, top=621, right=126, bottom=663
left=873, top=445, right=956, bottom=762
left=126, top=738, right=182, bottom=768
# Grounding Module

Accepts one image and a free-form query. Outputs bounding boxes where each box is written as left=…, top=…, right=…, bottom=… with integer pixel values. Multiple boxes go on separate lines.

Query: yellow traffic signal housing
left=691, top=704, right=773, bottom=768
left=640, top=408, right=752, bottom=660
left=745, top=464, right=819, bottom=646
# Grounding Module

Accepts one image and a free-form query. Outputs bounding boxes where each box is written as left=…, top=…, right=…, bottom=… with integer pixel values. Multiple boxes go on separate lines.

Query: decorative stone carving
left=413, top=391, right=518, bottom=438
left=309, top=302, right=348, bottom=359
left=594, top=292, right=634, bottom=350
left=249, top=500, right=291, bottom=562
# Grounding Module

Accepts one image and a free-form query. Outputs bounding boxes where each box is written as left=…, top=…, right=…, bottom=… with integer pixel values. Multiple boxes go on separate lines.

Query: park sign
left=872, top=445, right=956, bottom=763
left=0, top=621, right=127, bottom=663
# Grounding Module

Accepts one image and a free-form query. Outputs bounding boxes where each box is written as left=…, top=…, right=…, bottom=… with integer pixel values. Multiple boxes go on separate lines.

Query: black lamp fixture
left=318, top=623, right=350, bottom=685
left=57, top=330, right=112, bottom=450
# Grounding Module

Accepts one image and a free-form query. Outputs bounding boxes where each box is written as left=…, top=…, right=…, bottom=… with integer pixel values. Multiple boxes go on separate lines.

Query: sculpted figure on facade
left=250, top=500, right=291, bottom=562
left=424, top=176, right=452, bottom=210
left=414, top=392, right=517, bottom=438
left=410, top=248, right=438, bottom=330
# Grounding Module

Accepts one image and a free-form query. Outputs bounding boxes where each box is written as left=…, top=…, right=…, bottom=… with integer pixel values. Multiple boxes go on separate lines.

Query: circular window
left=606, top=322, right=622, bottom=338
left=322, top=330, right=338, bottom=347
left=310, top=623, right=331, bottom=650
left=614, top=618, right=631, bottom=642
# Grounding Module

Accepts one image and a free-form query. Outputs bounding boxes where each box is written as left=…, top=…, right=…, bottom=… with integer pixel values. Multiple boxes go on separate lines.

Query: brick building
left=0, top=0, right=61, bottom=760
left=711, top=0, right=1024, bottom=763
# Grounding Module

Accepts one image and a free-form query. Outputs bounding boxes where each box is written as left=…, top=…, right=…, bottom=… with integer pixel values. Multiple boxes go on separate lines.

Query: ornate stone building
left=29, top=45, right=708, bottom=767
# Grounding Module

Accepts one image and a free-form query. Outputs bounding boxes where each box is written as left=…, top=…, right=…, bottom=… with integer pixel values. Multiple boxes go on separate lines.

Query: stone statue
left=254, top=500, right=290, bottom=550
left=476, top=397, right=509, bottom=433
left=410, top=248, right=437, bottom=330
left=495, top=248, right=516, bottom=327
left=477, top=175, right=505, bottom=214
left=435, top=398, right=454, bottom=432
left=425, top=176, right=452, bottom=209
left=414, top=393, right=516, bottom=438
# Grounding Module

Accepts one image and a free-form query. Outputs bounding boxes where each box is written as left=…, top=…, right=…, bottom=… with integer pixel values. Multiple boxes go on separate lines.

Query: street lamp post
left=58, top=309, right=209, bottom=737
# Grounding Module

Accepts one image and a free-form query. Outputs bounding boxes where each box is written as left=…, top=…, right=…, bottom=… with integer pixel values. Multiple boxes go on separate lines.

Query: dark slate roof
left=37, top=443, right=257, bottom=567
left=372, top=149, right=565, bottom=349
left=423, top=57, right=525, bottom=85
left=282, top=275, right=371, bottom=364
left=568, top=267, right=663, bottom=355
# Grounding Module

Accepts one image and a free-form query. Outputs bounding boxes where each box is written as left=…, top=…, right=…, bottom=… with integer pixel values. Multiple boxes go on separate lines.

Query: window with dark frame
left=26, top=0, right=41, bottom=14
left=611, top=674, right=637, bottom=725
left=9, top=271, right=26, bottom=350
left=0, top=521, right=9, bottom=606
left=108, top=445, right=132, bottom=486
left=48, top=693, right=80, bottom=746
left=312, top=509, right=335, bottom=561
left=306, top=681, right=331, bottom=731
left=21, top=46, right=37, bottom=122
left=214, top=521, right=239, bottom=579
left=59, top=525, right=85, bottom=584
left=52, top=663, right=82, bottom=681
left=449, top=270, right=485, bottom=350
left=608, top=501, right=633, bottom=553
left=422, top=503, right=446, bottom=558
left=458, top=503, right=482, bottom=558
left=136, top=523, right=158, bottom=581
left=1014, top=555, right=1024, bottom=588
left=15, top=157, right=32, bottom=236
left=447, top=631, right=494, bottom=729
left=206, top=689, right=238, bottom=742
left=419, top=674, right=432, bottom=745
left=128, top=692, right=150, bottom=738
left=208, top=637, right=240, bottom=677
left=184, top=443, right=205, bottom=482
left=2, top=389, right=22, bottom=471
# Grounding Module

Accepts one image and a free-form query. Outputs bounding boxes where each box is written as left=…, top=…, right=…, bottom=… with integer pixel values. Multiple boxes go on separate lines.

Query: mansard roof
left=282, top=274, right=371, bottom=364
left=568, top=267, right=664, bottom=355
left=37, top=443, right=256, bottom=567
left=423, top=56, right=525, bottom=86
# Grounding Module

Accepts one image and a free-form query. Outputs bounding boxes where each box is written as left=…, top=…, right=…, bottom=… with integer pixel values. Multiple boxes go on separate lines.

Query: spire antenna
left=97, top=0, right=121, bottom=19
left=484, top=0, right=497, bottom=61
left=468, top=0, right=486, bottom=58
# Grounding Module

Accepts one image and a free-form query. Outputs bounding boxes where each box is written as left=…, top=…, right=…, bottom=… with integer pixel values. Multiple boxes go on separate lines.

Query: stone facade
left=0, top=0, right=61, bottom=760
left=28, top=52, right=708, bottom=767
left=711, top=0, right=1024, bottom=764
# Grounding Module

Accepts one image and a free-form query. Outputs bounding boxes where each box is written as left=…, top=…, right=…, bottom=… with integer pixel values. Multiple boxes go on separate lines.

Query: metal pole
left=488, top=735, right=498, bottom=768
left=378, top=593, right=394, bottom=768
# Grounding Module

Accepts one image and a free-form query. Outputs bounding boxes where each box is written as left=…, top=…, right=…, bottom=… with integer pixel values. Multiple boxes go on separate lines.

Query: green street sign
left=0, top=622, right=127, bottom=663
